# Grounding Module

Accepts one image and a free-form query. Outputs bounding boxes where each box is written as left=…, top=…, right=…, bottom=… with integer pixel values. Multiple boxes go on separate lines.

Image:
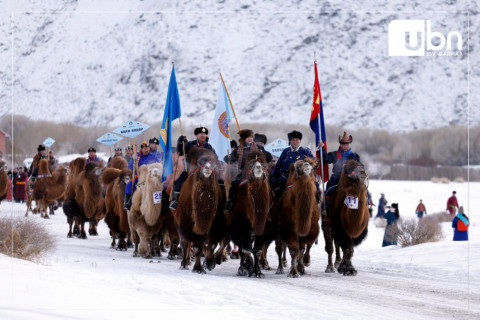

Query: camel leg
left=297, top=243, right=306, bottom=275
left=287, top=243, right=300, bottom=278
left=73, top=218, right=80, bottom=237
left=334, top=242, right=342, bottom=269
left=250, top=240, right=265, bottom=278
left=204, top=242, right=217, bottom=271
left=322, top=221, right=335, bottom=273
left=179, top=240, right=190, bottom=269
left=88, top=220, right=98, bottom=236
left=214, top=237, right=229, bottom=265
left=67, top=217, right=74, bottom=238
left=117, top=234, right=128, bottom=251
left=126, top=232, right=134, bottom=248
left=131, top=229, right=140, bottom=257
left=192, top=244, right=206, bottom=274
left=79, top=220, right=87, bottom=239
left=259, top=244, right=271, bottom=270
left=275, top=239, right=285, bottom=274
left=238, top=248, right=253, bottom=276
left=303, top=243, right=313, bottom=267
left=138, top=228, right=152, bottom=259
left=341, top=244, right=357, bottom=276
left=282, top=244, right=287, bottom=267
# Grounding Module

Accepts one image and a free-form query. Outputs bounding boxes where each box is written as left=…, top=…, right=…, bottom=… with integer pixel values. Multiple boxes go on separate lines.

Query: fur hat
left=140, top=140, right=149, bottom=149
left=194, top=126, right=208, bottom=135
left=230, top=140, right=238, bottom=149
left=254, top=133, right=267, bottom=144
left=339, top=132, right=353, bottom=145
left=114, top=147, right=122, bottom=151
left=126, top=145, right=133, bottom=150
left=37, top=145, right=46, bottom=151
left=88, top=147, right=96, bottom=153
left=452, top=191, right=456, bottom=194
left=238, top=129, right=254, bottom=141
left=287, top=130, right=302, bottom=141
left=391, top=203, right=398, bottom=209
left=149, top=137, right=160, bottom=145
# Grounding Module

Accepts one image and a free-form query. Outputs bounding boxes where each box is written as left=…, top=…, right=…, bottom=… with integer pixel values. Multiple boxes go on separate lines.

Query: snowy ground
left=0, top=180, right=479, bottom=320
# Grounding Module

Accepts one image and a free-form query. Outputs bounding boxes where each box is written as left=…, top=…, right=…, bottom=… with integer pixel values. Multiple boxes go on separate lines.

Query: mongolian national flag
left=310, top=61, right=329, bottom=182
left=209, top=81, right=235, bottom=161
left=159, top=66, right=182, bottom=182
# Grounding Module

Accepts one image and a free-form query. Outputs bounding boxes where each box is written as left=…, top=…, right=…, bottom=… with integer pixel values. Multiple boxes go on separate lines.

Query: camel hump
left=110, top=156, right=128, bottom=170
left=38, top=159, right=50, bottom=174
left=102, top=168, right=123, bottom=185
left=246, top=151, right=266, bottom=164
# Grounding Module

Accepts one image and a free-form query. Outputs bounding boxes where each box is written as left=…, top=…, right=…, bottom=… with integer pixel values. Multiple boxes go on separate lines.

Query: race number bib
left=344, top=195, right=359, bottom=209
left=153, top=191, right=162, bottom=204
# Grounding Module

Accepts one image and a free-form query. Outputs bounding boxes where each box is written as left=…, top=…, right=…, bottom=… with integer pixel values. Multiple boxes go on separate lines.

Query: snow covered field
left=0, top=180, right=479, bottom=320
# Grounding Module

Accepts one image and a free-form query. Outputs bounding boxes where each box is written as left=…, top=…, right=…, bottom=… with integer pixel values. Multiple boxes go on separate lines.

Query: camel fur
left=29, top=159, right=67, bottom=219
left=128, top=162, right=164, bottom=258
left=174, top=147, right=228, bottom=274
left=323, top=159, right=369, bottom=276
left=276, top=158, right=320, bottom=278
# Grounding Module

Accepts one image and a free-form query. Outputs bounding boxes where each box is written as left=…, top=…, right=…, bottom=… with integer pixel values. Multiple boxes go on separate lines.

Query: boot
left=124, top=193, right=132, bottom=211
left=169, top=192, right=180, bottom=211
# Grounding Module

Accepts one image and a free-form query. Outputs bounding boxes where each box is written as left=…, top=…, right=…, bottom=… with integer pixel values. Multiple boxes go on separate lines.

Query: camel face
left=346, top=164, right=366, bottom=182
left=124, top=175, right=131, bottom=184
left=149, top=167, right=161, bottom=178
left=201, top=162, right=214, bottom=178
left=253, top=161, right=264, bottom=179
left=302, top=162, right=313, bottom=176
left=95, top=168, right=103, bottom=176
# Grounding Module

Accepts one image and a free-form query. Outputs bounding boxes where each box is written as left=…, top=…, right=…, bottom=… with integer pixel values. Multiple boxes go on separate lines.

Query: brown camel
left=103, top=157, right=132, bottom=250
left=276, top=158, right=320, bottom=278
left=174, top=147, right=228, bottom=274
left=28, top=159, right=67, bottom=219
left=63, top=157, right=86, bottom=237
left=128, top=162, right=164, bottom=258
left=323, top=159, right=369, bottom=276
left=229, top=152, right=278, bottom=278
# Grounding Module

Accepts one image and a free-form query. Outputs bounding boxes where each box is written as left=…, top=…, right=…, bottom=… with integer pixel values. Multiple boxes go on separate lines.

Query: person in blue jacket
left=382, top=203, right=400, bottom=247
left=149, top=137, right=164, bottom=163
left=271, top=130, right=314, bottom=197
left=123, top=140, right=159, bottom=210
left=452, top=206, right=469, bottom=241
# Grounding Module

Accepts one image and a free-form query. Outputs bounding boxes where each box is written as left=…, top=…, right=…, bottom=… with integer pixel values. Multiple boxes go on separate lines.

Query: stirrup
left=169, top=200, right=178, bottom=211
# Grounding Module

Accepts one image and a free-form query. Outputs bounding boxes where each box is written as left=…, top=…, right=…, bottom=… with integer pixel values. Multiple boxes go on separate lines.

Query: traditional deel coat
left=272, top=146, right=314, bottom=182
left=126, top=152, right=159, bottom=195
left=452, top=213, right=469, bottom=241
left=382, top=210, right=398, bottom=247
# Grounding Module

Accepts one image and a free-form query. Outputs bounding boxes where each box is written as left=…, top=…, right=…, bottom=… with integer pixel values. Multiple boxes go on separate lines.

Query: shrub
left=396, top=217, right=443, bottom=247
left=440, top=177, right=450, bottom=184
left=431, top=176, right=440, bottom=183
left=0, top=217, right=56, bottom=262
left=454, top=176, right=465, bottom=183
left=425, top=212, right=454, bottom=223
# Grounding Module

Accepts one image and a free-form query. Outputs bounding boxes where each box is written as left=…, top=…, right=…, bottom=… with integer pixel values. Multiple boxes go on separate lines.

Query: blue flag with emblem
left=159, top=66, right=182, bottom=182
left=209, top=81, right=235, bottom=161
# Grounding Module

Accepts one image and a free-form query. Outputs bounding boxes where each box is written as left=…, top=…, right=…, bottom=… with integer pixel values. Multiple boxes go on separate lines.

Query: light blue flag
left=160, top=66, right=182, bottom=182
left=209, top=81, right=235, bottom=161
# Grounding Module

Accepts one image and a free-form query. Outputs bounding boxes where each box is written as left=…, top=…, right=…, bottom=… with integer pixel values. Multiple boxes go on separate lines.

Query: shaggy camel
left=29, top=159, right=67, bottom=219
left=276, top=158, right=320, bottom=278
left=128, top=162, right=164, bottom=258
left=103, top=157, right=132, bottom=250
left=174, top=148, right=228, bottom=274
left=229, top=152, right=278, bottom=278
left=323, top=159, right=369, bottom=276
left=64, top=160, right=104, bottom=239
left=63, top=157, right=86, bottom=237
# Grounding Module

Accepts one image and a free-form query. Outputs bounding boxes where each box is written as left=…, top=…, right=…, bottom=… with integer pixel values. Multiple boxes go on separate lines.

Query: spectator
left=376, top=193, right=388, bottom=218
left=382, top=203, right=399, bottom=247
left=446, top=191, right=459, bottom=215
left=452, top=206, right=469, bottom=241
left=415, top=199, right=427, bottom=219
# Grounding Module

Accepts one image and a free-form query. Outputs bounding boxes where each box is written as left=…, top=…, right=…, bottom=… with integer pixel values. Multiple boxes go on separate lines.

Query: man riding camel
left=318, top=132, right=362, bottom=213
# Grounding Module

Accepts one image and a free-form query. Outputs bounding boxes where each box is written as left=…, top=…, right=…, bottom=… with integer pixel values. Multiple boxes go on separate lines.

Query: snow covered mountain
left=1, top=0, right=478, bottom=131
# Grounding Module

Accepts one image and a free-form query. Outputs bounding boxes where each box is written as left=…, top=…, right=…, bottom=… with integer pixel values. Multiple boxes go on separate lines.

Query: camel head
left=248, top=160, right=267, bottom=181
left=344, top=160, right=368, bottom=187
left=294, top=160, right=314, bottom=179
left=197, top=156, right=217, bottom=179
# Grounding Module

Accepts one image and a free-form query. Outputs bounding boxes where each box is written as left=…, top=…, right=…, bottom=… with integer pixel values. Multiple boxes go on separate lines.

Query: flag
left=159, top=66, right=182, bottom=182
left=310, top=61, right=329, bottom=182
left=209, top=81, right=235, bottom=160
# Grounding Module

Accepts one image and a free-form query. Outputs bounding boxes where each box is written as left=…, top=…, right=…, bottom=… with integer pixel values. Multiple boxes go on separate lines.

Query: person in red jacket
left=415, top=199, right=427, bottom=219
left=446, top=191, right=459, bottom=215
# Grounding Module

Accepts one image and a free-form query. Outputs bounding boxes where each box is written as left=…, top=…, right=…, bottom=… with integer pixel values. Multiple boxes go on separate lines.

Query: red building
left=0, top=129, right=10, bottom=159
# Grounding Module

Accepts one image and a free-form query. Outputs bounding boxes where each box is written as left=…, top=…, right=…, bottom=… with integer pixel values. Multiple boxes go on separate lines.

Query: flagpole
left=219, top=72, right=241, bottom=131
left=131, top=138, right=137, bottom=194
left=315, top=60, right=327, bottom=215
